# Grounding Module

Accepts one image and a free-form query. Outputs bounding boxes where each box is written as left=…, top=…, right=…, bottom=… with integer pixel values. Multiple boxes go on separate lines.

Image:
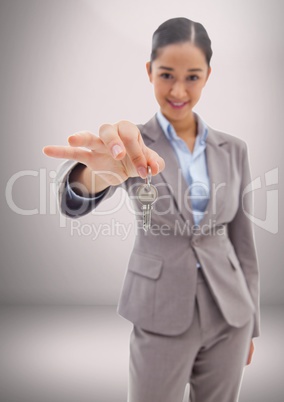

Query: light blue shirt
left=156, top=110, right=210, bottom=268
left=156, top=110, right=210, bottom=226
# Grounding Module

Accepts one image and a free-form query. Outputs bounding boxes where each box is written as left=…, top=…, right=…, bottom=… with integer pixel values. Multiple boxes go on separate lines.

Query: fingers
left=100, top=121, right=147, bottom=177
left=99, top=121, right=163, bottom=178
left=43, top=131, right=106, bottom=162
left=144, top=148, right=165, bottom=176
left=116, top=121, right=148, bottom=177
left=99, top=123, right=127, bottom=159
left=42, top=145, right=91, bottom=165
left=43, top=122, right=165, bottom=179
left=67, top=131, right=104, bottom=152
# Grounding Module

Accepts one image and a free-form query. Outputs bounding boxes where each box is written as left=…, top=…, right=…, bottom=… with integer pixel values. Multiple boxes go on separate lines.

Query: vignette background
left=0, top=0, right=283, bottom=401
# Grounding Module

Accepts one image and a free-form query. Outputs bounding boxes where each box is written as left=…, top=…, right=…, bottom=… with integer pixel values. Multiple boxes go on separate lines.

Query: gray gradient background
left=0, top=0, right=283, bottom=401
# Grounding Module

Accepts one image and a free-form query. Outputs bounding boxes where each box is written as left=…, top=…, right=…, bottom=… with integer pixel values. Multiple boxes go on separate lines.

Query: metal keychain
left=136, top=166, right=158, bottom=231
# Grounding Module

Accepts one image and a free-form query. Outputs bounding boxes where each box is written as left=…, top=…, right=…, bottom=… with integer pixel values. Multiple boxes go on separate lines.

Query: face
left=146, top=42, right=211, bottom=126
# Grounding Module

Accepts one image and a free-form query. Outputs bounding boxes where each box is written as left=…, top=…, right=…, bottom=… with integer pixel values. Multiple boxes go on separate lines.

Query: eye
left=186, top=75, right=199, bottom=81
left=160, top=73, right=173, bottom=80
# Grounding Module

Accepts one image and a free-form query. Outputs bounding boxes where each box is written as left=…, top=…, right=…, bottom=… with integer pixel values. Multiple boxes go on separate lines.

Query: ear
left=146, top=61, right=152, bottom=82
left=202, top=66, right=211, bottom=89
left=205, top=66, right=212, bottom=82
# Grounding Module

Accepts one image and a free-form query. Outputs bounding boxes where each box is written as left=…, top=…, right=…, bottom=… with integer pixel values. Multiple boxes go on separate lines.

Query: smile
left=167, top=100, right=188, bottom=109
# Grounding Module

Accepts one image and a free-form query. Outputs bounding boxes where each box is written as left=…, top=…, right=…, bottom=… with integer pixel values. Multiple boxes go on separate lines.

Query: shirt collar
left=156, top=110, right=208, bottom=145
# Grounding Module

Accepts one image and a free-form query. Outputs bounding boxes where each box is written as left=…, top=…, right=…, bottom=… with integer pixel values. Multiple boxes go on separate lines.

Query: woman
left=43, top=17, right=260, bottom=402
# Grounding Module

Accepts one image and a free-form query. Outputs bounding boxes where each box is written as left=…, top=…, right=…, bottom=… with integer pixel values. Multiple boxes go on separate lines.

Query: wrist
left=69, top=164, right=109, bottom=196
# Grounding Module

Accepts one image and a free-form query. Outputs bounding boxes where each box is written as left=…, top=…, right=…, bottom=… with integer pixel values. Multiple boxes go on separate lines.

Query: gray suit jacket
left=56, top=114, right=260, bottom=338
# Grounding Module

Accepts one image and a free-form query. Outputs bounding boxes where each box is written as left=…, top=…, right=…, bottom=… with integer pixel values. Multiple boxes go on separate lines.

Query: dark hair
left=150, top=17, right=212, bottom=68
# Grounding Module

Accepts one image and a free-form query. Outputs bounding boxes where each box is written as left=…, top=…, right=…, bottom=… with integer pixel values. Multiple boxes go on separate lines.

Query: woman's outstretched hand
left=43, top=121, right=165, bottom=194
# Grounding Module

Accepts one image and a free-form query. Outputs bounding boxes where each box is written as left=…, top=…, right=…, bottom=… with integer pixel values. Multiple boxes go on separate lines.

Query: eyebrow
left=158, top=66, right=203, bottom=72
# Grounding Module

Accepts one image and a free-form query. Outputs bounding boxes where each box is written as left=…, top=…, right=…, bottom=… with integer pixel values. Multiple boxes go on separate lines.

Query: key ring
left=146, top=166, right=151, bottom=189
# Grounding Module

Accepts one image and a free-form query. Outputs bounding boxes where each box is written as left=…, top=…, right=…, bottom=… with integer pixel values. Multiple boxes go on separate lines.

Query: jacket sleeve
left=227, top=141, right=261, bottom=337
left=55, top=160, right=118, bottom=218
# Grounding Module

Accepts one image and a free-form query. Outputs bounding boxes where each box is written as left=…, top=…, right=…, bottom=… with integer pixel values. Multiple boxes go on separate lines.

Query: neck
left=167, top=112, right=197, bottom=138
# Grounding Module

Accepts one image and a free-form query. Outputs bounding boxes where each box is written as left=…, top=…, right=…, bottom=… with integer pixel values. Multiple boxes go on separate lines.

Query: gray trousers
left=128, top=268, right=254, bottom=402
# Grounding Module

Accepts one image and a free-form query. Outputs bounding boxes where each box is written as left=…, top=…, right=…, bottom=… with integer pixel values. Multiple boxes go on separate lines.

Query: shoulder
left=207, top=125, right=249, bottom=163
left=208, top=125, right=247, bottom=148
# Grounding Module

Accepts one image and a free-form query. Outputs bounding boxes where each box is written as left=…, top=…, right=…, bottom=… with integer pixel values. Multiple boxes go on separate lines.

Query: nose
left=170, top=80, right=187, bottom=99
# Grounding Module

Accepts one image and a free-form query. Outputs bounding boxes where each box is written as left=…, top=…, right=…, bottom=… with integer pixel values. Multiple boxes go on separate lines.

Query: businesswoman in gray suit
left=44, top=17, right=260, bottom=402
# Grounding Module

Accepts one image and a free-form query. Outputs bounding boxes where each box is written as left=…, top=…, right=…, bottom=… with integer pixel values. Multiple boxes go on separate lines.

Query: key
left=137, top=167, right=158, bottom=231
left=137, top=183, right=158, bottom=231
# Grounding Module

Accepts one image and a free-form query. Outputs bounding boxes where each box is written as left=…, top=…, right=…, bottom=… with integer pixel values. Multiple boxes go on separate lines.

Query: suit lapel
left=141, top=115, right=230, bottom=234
left=198, top=127, right=230, bottom=233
